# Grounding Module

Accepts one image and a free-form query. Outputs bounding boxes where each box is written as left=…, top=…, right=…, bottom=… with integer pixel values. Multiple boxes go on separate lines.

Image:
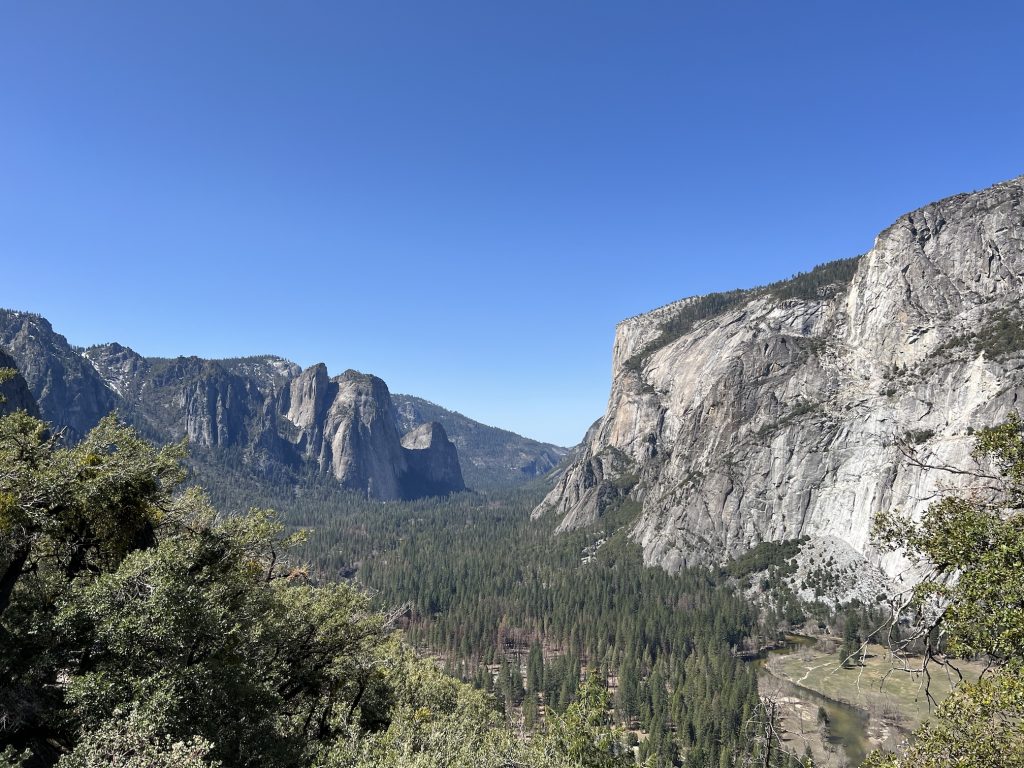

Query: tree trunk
left=0, top=542, right=30, bottom=619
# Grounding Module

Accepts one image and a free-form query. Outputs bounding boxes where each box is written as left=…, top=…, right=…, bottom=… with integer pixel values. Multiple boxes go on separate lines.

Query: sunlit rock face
left=280, top=367, right=462, bottom=501
left=535, top=175, right=1024, bottom=585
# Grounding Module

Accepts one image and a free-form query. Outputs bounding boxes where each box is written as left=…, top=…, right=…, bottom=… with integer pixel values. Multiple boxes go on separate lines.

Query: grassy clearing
left=767, top=643, right=986, bottom=730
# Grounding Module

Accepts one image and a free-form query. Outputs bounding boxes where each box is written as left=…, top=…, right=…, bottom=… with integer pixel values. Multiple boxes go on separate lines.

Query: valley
left=2, top=173, right=1023, bottom=767
left=191, top=452, right=981, bottom=766
left=6, top=0, right=1024, bottom=764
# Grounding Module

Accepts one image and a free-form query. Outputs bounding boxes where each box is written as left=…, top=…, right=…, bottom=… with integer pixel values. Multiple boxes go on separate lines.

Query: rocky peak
left=277, top=367, right=465, bottom=500
left=285, top=363, right=333, bottom=432
left=844, top=175, right=1024, bottom=377
left=400, top=421, right=449, bottom=450
left=392, top=394, right=569, bottom=489
left=322, top=370, right=408, bottom=498
left=83, top=343, right=149, bottom=399
left=335, top=370, right=398, bottom=430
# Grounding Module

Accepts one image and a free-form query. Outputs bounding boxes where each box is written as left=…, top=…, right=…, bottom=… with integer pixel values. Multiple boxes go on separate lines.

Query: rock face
left=0, top=315, right=467, bottom=501
left=277, top=367, right=461, bottom=500
left=83, top=344, right=290, bottom=455
left=0, top=350, right=39, bottom=417
left=393, top=394, right=568, bottom=489
left=534, top=174, right=1024, bottom=581
left=400, top=422, right=465, bottom=497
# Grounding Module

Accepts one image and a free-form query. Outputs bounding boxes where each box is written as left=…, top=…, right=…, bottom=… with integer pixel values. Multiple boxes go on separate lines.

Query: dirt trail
left=796, top=660, right=835, bottom=685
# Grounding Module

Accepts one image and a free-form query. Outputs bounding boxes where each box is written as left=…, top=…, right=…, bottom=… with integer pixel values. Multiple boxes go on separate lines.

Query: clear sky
left=2, top=2, right=1022, bottom=446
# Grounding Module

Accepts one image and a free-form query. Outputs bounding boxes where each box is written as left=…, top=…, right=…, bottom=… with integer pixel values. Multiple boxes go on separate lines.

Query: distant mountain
left=393, top=394, right=568, bottom=489
left=0, top=311, right=117, bottom=441
left=535, top=173, right=1024, bottom=594
left=0, top=311, right=461, bottom=500
left=0, top=310, right=560, bottom=498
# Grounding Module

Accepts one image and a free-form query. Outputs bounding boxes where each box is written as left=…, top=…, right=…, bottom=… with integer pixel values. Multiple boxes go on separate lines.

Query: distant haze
left=2, top=2, right=1023, bottom=445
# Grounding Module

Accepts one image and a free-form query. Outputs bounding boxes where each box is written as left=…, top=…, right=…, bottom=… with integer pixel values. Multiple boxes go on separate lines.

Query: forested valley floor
left=195, top=455, right=812, bottom=767
left=5, top=404, right=1021, bottom=768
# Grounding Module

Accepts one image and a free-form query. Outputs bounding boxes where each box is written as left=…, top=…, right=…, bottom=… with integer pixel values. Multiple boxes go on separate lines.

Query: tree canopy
left=866, top=414, right=1024, bottom=767
left=0, top=409, right=647, bottom=768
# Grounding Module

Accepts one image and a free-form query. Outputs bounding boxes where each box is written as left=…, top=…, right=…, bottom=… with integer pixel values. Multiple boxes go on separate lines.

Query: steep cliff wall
left=400, top=422, right=465, bottom=497
left=273, top=365, right=469, bottom=499
left=83, top=345, right=287, bottom=453
left=534, top=175, right=1024, bottom=584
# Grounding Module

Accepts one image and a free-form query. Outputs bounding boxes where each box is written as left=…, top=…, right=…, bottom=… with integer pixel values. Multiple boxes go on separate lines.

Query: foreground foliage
left=0, top=409, right=643, bottom=767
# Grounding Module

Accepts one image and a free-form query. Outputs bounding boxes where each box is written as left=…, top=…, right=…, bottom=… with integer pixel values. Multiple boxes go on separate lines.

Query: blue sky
left=2, top=2, right=1022, bottom=446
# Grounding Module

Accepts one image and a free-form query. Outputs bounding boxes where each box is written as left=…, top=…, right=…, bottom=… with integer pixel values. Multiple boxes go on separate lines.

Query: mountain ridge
left=0, top=311, right=562, bottom=500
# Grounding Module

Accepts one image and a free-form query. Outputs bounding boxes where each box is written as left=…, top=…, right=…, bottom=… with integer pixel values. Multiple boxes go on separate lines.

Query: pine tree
left=527, top=639, right=544, bottom=693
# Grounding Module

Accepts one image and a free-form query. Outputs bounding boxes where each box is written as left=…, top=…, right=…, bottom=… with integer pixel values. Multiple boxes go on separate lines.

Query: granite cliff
left=393, top=394, right=568, bottom=488
left=400, top=422, right=465, bottom=498
left=534, top=174, right=1024, bottom=588
left=277, top=365, right=464, bottom=499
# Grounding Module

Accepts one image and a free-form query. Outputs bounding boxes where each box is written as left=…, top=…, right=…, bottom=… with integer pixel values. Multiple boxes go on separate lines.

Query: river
left=752, top=635, right=872, bottom=766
